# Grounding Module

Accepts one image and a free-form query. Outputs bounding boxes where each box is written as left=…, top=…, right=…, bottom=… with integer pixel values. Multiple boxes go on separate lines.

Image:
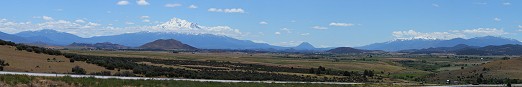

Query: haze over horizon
left=1, top=0, right=522, bottom=47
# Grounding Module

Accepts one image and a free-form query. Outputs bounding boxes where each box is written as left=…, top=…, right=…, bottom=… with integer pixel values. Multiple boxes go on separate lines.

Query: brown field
left=384, top=58, right=418, bottom=61
left=428, top=57, right=522, bottom=83
left=63, top=50, right=410, bottom=73
left=0, top=45, right=112, bottom=74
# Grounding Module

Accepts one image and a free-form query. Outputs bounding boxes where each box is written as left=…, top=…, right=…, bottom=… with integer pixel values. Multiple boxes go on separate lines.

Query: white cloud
left=251, top=40, right=267, bottom=43
left=300, top=33, right=310, bottom=36
left=457, top=28, right=508, bottom=35
left=392, top=28, right=508, bottom=40
left=503, top=2, right=511, bottom=5
left=125, top=22, right=135, bottom=25
left=188, top=5, right=198, bottom=9
left=494, top=18, right=501, bottom=22
left=74, top=19, right=86, bottom=23
left=392, top=30, right=462, bottom=40
left=329, top=22, right=354, bottom=27
left=140, top=16, right=150, bottom=19
left=143, top=19, right=150, bottom=22
left=55, top=9, right=64, bottom=11
left=432, top=4, right=440, bottom=7
left=208, top=8, right=245, bottom=13
left=281, top=28, right=291, bottom=33
left=274, top=32, right=281, bottom=35
left=518, top=25, right=522, bottom=29
left=86, top=22, right=101, bottom=26
left=136, top=0, right=149, bottom=6
left=42, top=16, right=54, bottom=21
left=259, top=21, right=268, bottom=25
left=116, top=0, right=129, bottom=5
left=311, top=26, right=328, bottom=30
left=272, top=41, right=303, bottom=47
left=165, top=3, right=182, bottom=8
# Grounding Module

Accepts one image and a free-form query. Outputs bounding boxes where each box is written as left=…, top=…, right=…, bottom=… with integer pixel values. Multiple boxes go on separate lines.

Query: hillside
left=68, top=42, right=130, bottom=50
left=15, top=29, right=84, bottom=45
left=0, top=43, right=110, bottom=74
left=326, top=47, right=366, bottom=54
left=294, top=42, right=316, bottom=50
left=0, top=32, right=29, bottom=43
left=426, top=57, right=522, bottom=84
left=398, top=44, right=479, bottom=54
left=139, top=39, right=197, bottom=50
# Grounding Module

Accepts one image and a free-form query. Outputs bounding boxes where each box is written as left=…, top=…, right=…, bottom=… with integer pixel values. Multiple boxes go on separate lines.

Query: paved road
left=423, top=84, right=522, bottom=87
left=0, top=71, right=363, bottom=85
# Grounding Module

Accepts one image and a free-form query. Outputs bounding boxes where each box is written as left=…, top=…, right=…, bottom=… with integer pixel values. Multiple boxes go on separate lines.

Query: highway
left=0, top=71, right=363, bottom=85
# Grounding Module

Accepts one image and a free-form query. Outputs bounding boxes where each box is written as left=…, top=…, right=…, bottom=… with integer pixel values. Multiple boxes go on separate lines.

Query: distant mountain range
left=139, top=39, right=197, bottom=50
left=68, top=42, right=130, bottom=49
left=326, top=47, right=366, bottom=54
left=358, top=36, right=522, bottom=51
left=5, top=29, right=285, bottom=50
left=1, top=18, right=290, bottom=50
left=326, top=47, right=384, bottom=54
left=15, top=29, right=84, bottom=45
left=0, top=31, right=30, bottom=43
left=399, top=44, right=522, bottom=55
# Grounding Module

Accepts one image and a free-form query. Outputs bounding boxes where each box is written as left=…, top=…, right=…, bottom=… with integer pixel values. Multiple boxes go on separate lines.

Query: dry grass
left=429, top=57, right=522, bottom=83
left=64, top=50, right=407, bottom=73
left=0, top=45, right=111, bottom=74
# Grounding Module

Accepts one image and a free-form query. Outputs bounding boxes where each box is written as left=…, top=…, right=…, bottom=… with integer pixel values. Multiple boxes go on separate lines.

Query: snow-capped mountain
left=7, top=29, right=283, bottom=49
left=158, top=18, right=201, bottom=29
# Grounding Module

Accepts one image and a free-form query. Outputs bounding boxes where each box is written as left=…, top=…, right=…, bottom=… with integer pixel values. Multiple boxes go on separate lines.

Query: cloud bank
left=392, top=28, right=508, bottom=40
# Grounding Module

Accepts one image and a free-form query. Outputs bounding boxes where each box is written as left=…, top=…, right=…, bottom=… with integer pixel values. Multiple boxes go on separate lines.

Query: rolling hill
left=139, top=39, right=197, bottom=50
left=426, top=57, right=522, bottom=84
left=0, top=39, right=111, bottom=74
left=326, top=47, right=369, bottom=54
left=68, top=42, right=130, bottom=50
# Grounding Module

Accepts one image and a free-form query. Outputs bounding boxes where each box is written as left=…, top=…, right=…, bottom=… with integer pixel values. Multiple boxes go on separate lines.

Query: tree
left=0, top=59, right=8, bottom=71
left=72, top=66, right=86, bottom=74
left=502, top=57, right=510, bottom=60
left=309, top=68, right=315, bottom=74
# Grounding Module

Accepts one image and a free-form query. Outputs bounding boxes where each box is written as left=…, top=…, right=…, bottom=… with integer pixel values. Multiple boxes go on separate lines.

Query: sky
left=1, top=0, right=522, bottom=47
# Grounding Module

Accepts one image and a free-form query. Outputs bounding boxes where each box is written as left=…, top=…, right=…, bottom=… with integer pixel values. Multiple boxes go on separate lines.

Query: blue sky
left=0, top=0, right=521, bottom=47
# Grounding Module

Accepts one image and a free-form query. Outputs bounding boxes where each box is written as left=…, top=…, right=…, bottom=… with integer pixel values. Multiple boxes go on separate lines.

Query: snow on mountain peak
left=158, top=18, right=201, bottom=29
